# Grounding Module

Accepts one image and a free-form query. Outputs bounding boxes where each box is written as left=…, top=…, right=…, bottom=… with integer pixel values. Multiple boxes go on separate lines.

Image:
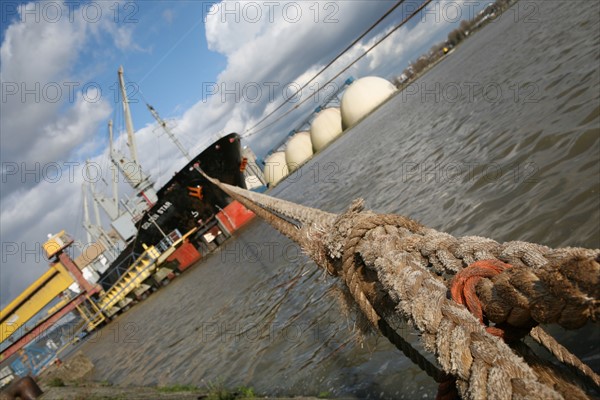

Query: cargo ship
left=0, top=67, right=262, bottom=370
left=98, top=132, right=251, bottom=287
left=93, top=67, right=258, bottom=297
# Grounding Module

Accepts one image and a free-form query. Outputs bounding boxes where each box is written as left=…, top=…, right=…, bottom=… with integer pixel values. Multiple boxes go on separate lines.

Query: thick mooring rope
left=199, top=171, right=599, bottom=399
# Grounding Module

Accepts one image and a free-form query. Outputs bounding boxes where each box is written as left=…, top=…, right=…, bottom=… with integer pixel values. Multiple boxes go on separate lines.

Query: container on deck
left=167, top=240, right=202, bottom=272
left=216, top=200, right=255, bottom=236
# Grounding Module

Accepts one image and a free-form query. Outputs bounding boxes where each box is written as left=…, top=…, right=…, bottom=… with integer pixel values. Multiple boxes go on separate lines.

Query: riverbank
left=33, top=353, right=346, bottom=400
left=39, top=383, right=212, bottom=400
left=39, top=383, right=338, bottom=400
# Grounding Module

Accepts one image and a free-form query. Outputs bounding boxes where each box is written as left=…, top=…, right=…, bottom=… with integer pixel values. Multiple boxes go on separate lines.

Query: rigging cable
left=243, top=0, right=434, bottom=138
left=242, top=0, right=408, bottom=136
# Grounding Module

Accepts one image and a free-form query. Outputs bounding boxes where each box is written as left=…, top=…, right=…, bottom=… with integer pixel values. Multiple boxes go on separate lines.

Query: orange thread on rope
left=437, top=259, right=513, bottom=400
left=450, top=259, right=512, bottom=332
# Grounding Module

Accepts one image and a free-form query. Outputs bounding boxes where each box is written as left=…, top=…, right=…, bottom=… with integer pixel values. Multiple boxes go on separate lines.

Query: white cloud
left=28, top=92, right=112, bottom=163
left=0, top=162, right=87, bottom=307
left=162, top=9, right=175, bottom=25
left=194, top=0, right=463, bottom=155
left=0, top=0, right=144, bottom=307
left=0, top=1, right=144, bottom=193
left=1, top=2, right=86, bottom=161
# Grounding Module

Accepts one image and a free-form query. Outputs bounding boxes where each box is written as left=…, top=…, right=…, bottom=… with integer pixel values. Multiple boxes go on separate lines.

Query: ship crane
left=82, top=172, right=120, bottom=262
left=147, top=104, right=191, bottom=162
left=109, top=126, right=156, bottom=207
left=118, top=65, right=139, bottom=167
left=110, top=66, right=158, bottom=211
left=79, top=122, right=139, bottom=244
left=91, top=124, right=120, bottom=222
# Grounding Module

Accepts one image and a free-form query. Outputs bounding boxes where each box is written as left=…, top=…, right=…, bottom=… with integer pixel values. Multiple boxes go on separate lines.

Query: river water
left=77, top=1, right=600, bottom=398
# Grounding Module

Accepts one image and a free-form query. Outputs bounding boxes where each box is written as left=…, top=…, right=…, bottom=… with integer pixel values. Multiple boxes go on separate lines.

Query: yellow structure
left=95, top=245, right=161, bottom=317
left=42, top=230, right=71, bottom=259
left=0, top=262, right=74, bottom=343
left=75, top=296, right=106, bottom=333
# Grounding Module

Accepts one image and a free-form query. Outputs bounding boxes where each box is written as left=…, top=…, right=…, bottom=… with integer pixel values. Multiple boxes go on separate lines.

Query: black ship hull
left=99, top=133, right=246, bottom=290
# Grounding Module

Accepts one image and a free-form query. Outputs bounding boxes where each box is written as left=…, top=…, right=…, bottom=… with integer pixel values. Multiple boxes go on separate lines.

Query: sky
left=0, top=0, right=484, bottom=309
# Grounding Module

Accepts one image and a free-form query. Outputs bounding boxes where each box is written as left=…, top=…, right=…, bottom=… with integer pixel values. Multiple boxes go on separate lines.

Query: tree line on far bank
left=394, top=0, right=515, bottom=86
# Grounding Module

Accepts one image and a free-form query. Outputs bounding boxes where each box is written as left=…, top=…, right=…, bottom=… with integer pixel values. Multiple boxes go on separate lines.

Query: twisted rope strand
left=199, top=170, right=599, bottom=399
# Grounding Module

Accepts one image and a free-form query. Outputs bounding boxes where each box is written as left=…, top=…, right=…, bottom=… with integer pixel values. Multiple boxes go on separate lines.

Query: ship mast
left=82, top=184, right=94, bottom=246
left=108, top=119, right=114, bottom=160
left=118, top=65, right=139, bottom=166
left=147, top=104, right=191, bottom=162
left=89, top=126, right=120, bottom=221
left=110, top=66, right=158, bottom=209
left=107, top=120, right=119, bottom=214
left=82, top=180, right=119, bottom=262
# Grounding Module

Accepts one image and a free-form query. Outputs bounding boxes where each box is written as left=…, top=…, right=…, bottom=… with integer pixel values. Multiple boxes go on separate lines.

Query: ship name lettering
left=141, top=202, right=173, bottom=230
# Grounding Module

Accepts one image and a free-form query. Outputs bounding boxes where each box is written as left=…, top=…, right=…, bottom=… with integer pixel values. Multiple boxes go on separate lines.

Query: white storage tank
left=340, top=76, right=397, bottom=129
left=285, top=131, right=313, bottom=172
left=263, top=152, right=289, bottom=186
left=310, top=108, right=342, bottom=152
